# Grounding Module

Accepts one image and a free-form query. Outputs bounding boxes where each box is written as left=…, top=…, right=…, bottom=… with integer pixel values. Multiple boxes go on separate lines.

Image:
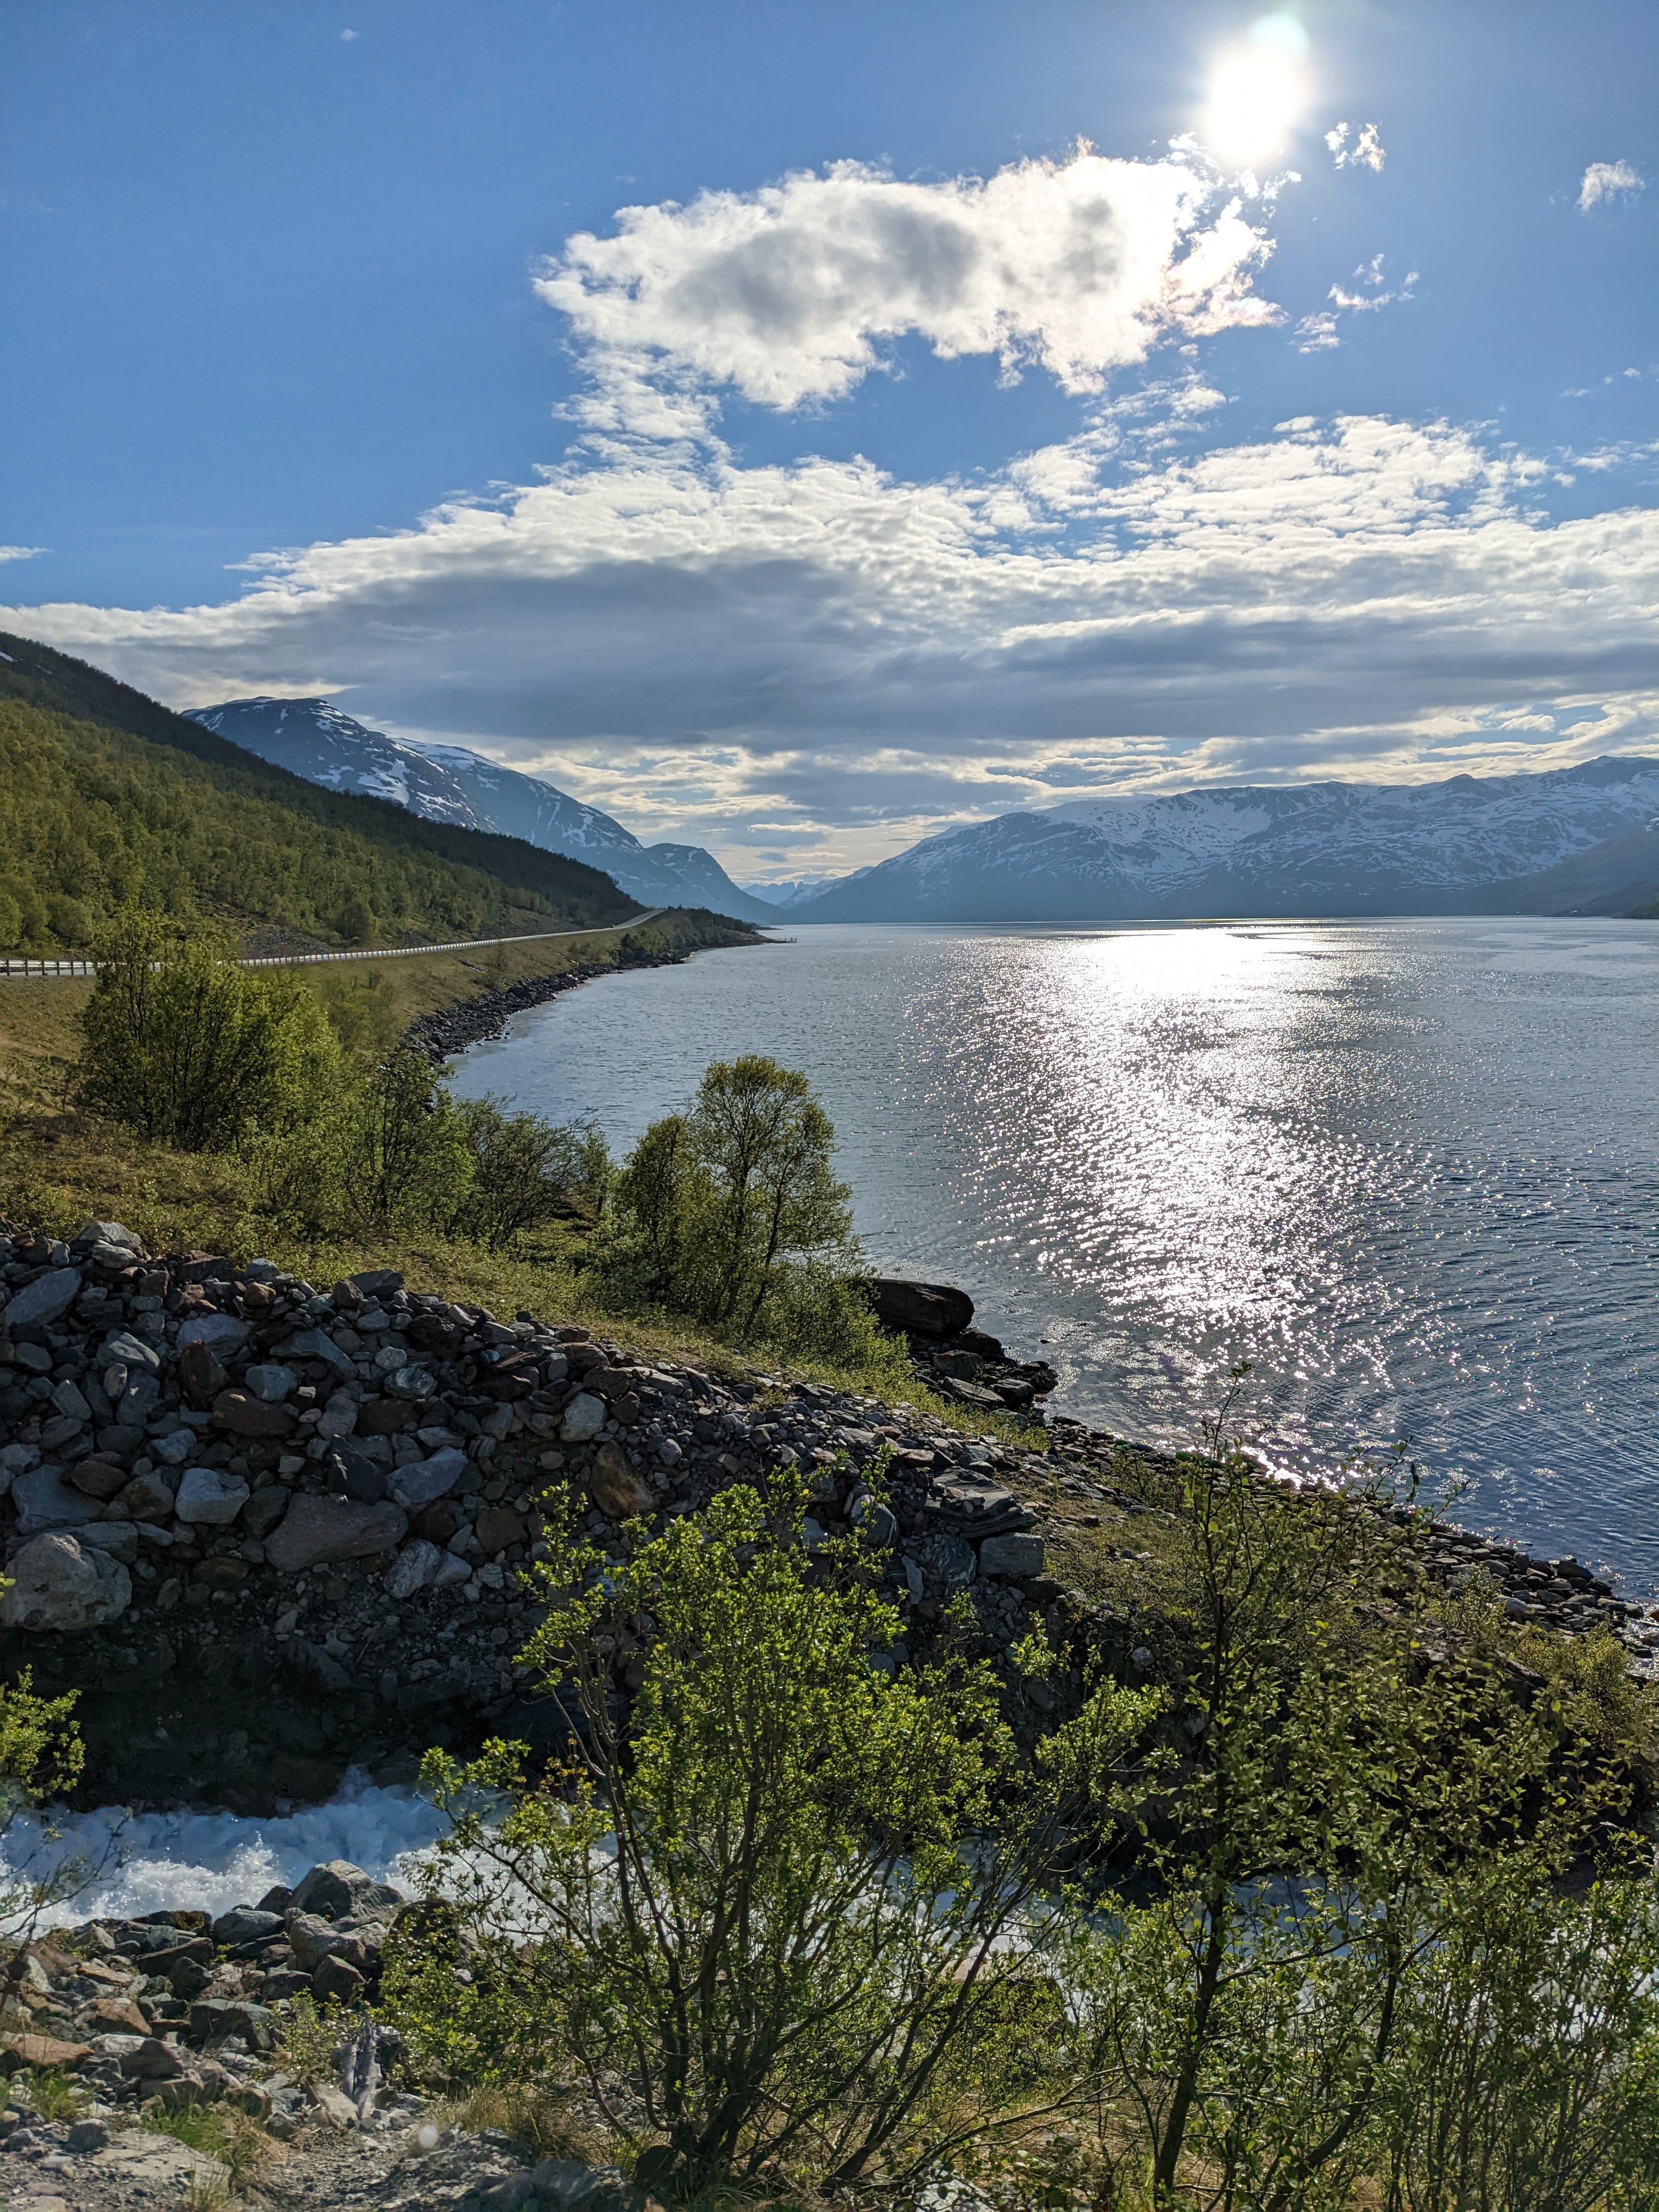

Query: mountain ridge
left=183, top=698, right=781, bottom=923
left=794, top=759, right=1659, bottom=923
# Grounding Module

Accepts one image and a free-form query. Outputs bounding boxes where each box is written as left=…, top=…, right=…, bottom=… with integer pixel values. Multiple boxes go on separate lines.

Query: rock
left=386, top=1363, right=436, bottom=1400
left=475, top=1504, right=526, bottom=1553
left=177, top=1313, right=250, bottom=1353
left=211, top=1389, right=295, bottom=1438
left=149, top=1428, right=195, bottom=1466
left=979, top=1532, right=1046, bottom=1579
left=312, top=1954, right=366, bottom=2004
left=324, top=1442, right=389, bottom=1504
left=266, top=1495, right=408, bottom=1573
left=533, top=2159, right=646, bottom=2211
left=49, top=1377, right=92, bottom=1421
left=118, top=1468, right=178, bottom=1520
left=241, top=1483, right=291, bottom=1539
left=187, top=1998, right=277, bottom=2051
left=859, top=1278, right=975, bottom=1340
left=71, top=1218, right=140, bottom=1255
left=430, top=1551, right=472, bottom=1590
left=212, top=1907, right=285, bottom=1946
left=309, top=2081, right=359, bottom=2129
left=357, top=1396, right=414, bottom=1436
left=288, top=1860, right=404, bottom=1924
left=100, top=1328, right=161, bottom=1375
left=273, top=1329, right=356, bottom=1379
left=386, top=1538, right=444, bottom=1598
left=245, top=1362, right=297, bottom=1403
left=174, top=1466, right=250, bottom=1525
left=918, top=1532, right=978, bottom=1589
left=350, top=1268, right=403, bottom=1297
left=1, top=2031, right=91, bottom=2071
left=66, top=2117, right=111, bottom=2152
left=389, top=1447, right=468, bottom=1510
left=9, top=1465, right=105, bottom=1535
left=560, top=1392, right=607, bottom=1443
left=67, top=1454, right=130, bottom=1500
left=177, top=1341, right=228, bottom=1406
left=849, top=1495, right=898, bottom=1547
left=86, top=1996, right=149, bottom=2036
left=588, top=1441, right=653, bottom=1519
left=78, top=1520, right=140, bottom=1566
left=2, top=1268, right=82, bottom=1330
left=120, top=2035, right=187, bottom=2080
left=1, top=1532, right=130, bottom=1628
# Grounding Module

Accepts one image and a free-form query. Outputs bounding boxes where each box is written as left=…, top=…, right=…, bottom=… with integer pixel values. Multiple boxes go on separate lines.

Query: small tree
left=76, top=911, right=337, bottom=1152
left=332, top=1044, right=472, bottom=1234
left=450, top=1096, right=600, bottom=1250
left=388, top=1476, right=1156, bottom=2197
left=592, top=1057, right=859, bottom=1341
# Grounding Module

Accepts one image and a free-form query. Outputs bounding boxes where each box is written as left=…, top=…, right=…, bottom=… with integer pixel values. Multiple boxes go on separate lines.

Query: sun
left=1200, top=14, right=1310, bottom=171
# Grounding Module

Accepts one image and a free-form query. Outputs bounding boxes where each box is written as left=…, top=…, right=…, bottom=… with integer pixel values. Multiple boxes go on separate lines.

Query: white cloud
left=1294, top=257, right=1416, bottom=352
left=339, top=27, right=358, bottom=41
left=0, top=546, right=44, bottom=563
left=11, top=411, right=1659, bottom=868
left=1325, top=123, right=1386, bottom=173
left=1578, top=160, right=1643, bottom=211
left=535, top=148, right=1281, bottom=425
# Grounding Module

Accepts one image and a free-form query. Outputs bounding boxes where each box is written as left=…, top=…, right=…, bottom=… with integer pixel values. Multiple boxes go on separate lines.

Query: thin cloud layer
left=537, top=149, right=1281, bottom=421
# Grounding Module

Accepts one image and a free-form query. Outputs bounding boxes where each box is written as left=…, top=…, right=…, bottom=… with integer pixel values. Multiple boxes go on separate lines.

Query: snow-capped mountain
left=794, top=759, right=1659, bottom=924
left=738, top=874, right=859, bottom=909
left=183, top=699, right=780, bottom=921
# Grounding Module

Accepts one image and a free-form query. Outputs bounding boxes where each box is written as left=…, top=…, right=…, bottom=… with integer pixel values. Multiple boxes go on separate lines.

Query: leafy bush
left=76, top=912, right=339, bottom=1152
left=450, top=1097, right=609, bottom=1251
left=386, top=1476, right=1156, bottom=2197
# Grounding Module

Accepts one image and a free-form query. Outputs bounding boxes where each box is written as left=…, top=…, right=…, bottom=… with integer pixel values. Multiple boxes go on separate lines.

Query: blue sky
left=5, top=0, right=1657, bottom=877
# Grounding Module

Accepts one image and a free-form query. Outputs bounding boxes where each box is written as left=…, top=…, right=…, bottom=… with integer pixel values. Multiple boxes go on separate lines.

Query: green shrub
left=589, top=1056, right=865, bottom=1359
left=75, top=912, right=339, bottom=1152
left=450, top=1096, right=607, bottom=1251
left=388, top=1476, right=1155, bottom=2197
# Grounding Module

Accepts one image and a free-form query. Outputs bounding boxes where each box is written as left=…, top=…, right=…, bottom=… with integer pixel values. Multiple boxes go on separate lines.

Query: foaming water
left=451, top=919, right=1659, bottom=1589
left=1, top=1772, right=450, bottom=1928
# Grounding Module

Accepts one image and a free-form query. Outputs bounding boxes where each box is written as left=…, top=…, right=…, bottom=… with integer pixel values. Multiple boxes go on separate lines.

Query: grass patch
left=143, top=2097, right=280, bottom=2196
left=13, top=2064, right=84, bottom=2121
left=444, top=2081, right=608, bottom=2166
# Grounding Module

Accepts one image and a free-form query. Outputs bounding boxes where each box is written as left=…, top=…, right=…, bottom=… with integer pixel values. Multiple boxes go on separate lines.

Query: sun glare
left=1201, top=14, right=1309, bottom=171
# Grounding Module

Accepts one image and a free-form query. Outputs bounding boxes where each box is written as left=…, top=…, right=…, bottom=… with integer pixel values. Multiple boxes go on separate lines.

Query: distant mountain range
left=794, top=759, right=1659, bottom=923
left=182, top=699, right=782, bottom=922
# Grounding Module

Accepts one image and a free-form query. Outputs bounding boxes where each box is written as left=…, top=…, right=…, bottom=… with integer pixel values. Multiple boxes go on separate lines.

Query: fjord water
left=453, top=921, right=1658, bottom=1590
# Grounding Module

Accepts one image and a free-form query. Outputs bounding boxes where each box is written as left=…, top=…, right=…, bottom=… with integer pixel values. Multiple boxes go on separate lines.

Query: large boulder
left=388, top=1447, right=467, bottom=1511
left=2, top=1268, right=82, bottom=1331
left=588, top=1442, right=654, bottom=1521
left=858, top=1279, right=975, bottom=1340
left=287, top=1860, right=404, bottom=1925
left=0, top=1532, right=131, bottom=1629
left=266, top=1495, right=408, bottom=1574
left=173, top=1467, right=250, bottom=1525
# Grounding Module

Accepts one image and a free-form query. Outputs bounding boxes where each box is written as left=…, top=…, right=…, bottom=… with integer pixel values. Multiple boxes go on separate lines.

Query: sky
left=4, top=1, right=1658, bottom=882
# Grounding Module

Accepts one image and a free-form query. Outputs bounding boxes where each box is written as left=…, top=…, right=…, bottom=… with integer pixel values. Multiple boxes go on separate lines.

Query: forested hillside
left=0, top=632, right=640, bottom=951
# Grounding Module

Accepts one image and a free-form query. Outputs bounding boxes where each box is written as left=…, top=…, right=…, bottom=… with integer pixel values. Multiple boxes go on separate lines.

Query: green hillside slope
left=0, top=631, right=640, bottom=952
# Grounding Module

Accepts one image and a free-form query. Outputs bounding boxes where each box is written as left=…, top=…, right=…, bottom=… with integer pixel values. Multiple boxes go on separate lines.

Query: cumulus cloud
left=0, top=546, right=44, bottom=563
left=1326, top=122, right=1385, bottom=172
left=11, top=411, right=1659, bottom=866
left=1578, top=160, right=1643, bottom=211
left=535, top=148, right=1281, bottom=424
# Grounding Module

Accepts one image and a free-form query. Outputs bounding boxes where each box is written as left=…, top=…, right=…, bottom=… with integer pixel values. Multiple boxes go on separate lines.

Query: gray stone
left=176, top=1313, right=250, bottom=1353
left=12, top=1465, right=106, bottom=1534
left=560, top=1391, right=607, bottom=1442
left=71, top=1218, right=140, bottom=1255
left=150, top=1429, right=196, bottom=1466
left=979, top=1532, right=1046, bottom=1579
left=430, top=1551, right=471, bottom=1590
left=919, top=1532, right=978, bottom=1590
left=388, top=1447, right=468, bottom=1510
left=120, top=1374, right=161, bottom=1424
left=101, top=1329, right=160, bottom=1374
left=241, top=1485, right=291, bottom=1539
left=66, top=2117, right=111, bottom=2152
left=287, top=1860, right=404, bottom=1924
left=850, top=1496, right=898, bottom=1547
left=212, top=1907, right=284, bottom=1946
left=245, top=1363, right=297, bottom=1404
left=49, top=1378, right=93, bottom=1422
left=174, top=1466, right=250, bottom=1525
left=273, top=1329, right=356, bottom=1379
left=317, top=1389, right=359, bottom=1439
left=0, top=1532, right=131, bottom=1628
left=386, top=1364, right=436, bottom=1401
left=266, top=1494, right=408, bottom=1573
left=385, top=1538, right=443, bottom=1598
left=78, top=1520, right=140, bottom=1566
left=2, top=1268, right=82, bottom=1329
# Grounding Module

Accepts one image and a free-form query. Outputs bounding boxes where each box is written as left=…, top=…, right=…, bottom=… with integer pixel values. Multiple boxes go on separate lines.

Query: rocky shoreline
left=0, top=1221, right=1654, bottom=1823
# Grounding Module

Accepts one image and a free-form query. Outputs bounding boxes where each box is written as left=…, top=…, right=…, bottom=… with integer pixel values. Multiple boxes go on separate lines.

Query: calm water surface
left=453, top=922, right=1659, bottom=1588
